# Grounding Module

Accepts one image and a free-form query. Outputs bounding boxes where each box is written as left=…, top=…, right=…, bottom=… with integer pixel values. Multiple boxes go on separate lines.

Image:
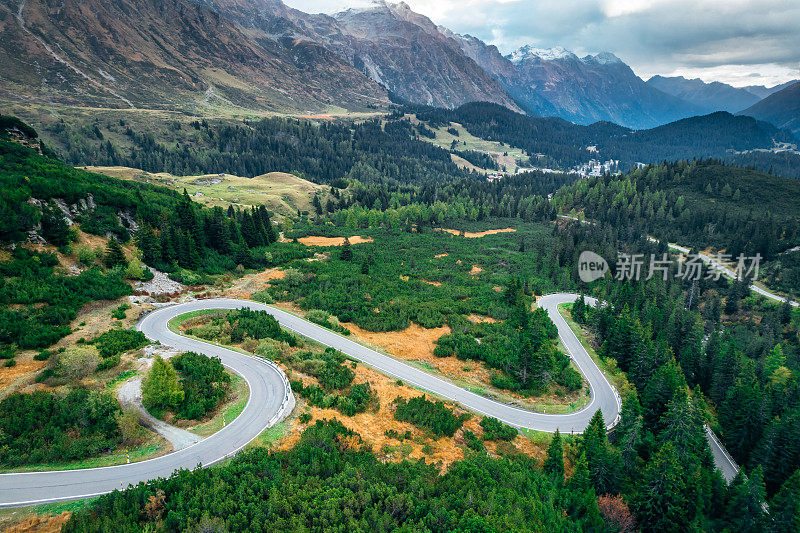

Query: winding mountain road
left=0, top=295, right=622, bottom=507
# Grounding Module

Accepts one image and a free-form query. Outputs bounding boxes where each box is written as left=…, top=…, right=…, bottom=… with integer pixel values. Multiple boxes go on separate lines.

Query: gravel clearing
left=135, top=268, right=185, bottom=296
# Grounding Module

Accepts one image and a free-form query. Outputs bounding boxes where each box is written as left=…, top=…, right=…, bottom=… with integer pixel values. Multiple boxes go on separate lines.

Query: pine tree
left=769, top=470, right=800, bottom=533
left=543, top=429, right=564, bottom=482
left=633, top=442, right=690, bottom=532
left=136, top=224, right=161, bottom=265
left=725, top=468, right=766, bottom=532
left=142, top=356, right=184, bottom=412
left=104, top=238, right=128, bottom=268
left=41, top=205, right=71, bottom=246
left=573, top=293, right=587, bottom=323
left=340, top=238, right=353, bottom=261
left=566, top=452, right=604, bottom=528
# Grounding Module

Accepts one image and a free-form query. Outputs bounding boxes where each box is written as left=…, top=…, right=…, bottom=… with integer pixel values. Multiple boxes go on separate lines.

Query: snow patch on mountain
left=508, top=45, right=574, bottom=63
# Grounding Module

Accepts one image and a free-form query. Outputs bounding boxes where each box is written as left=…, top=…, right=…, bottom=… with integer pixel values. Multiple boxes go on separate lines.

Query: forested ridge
left=62, top=420, right=607, bottom=532
left=50, top=115, right=482, bottom=184
left=555, top=159, right=800, bottom=292
left=414, top=102, right=799, bottom=175
left=34, top=101, right=800, bottom=184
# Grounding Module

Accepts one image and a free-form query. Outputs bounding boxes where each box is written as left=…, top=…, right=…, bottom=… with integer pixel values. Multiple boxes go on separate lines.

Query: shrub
left=111, top=303, right=131, bottom=320
left=57, top=346, right=101, bottom=382
left=116, top=407, right=145, bottom=446
left=91, top=329, right=148, bottom=357
left=393, top=395, right=468, bottom=437
left=125, top=259, right=152, bottom=281
left=306, top=309, right=350, bottom=335
left=338, top=383, right=376, bottom=416
left=76, top=244, right=97, bottom=265
left=556, top=367, right=583, bottom=391
left=252, top=289, right=274, bottom=304
left=283, top=268, right=304, bottom=286
left=480, top=416, right=518, bottom=441
left=227, top=308, right=296, bottom=346
left=317, top=358, right=355, bottom=390
left=463, top=430, right=485, bottom=452
left=0, top=389, right=121, bottom=467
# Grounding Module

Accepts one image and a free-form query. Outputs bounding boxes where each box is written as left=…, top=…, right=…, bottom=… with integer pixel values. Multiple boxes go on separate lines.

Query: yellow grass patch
left=434, top=253, right=449, bottom=258
left=278, top=362, right=545, bottom=467
left=294, top=114, right=335, bottom=120
left=298, top=236, right=374, bottom=247
left=469, top=265, right=483, bottom=276
left=468, top=314, right=498, bottom=324
left=343, top=322, right=495, bottom=386
left=422, top=280, right=442, bottom=286
left=0, top=359, right=47, bottom=390
left=440, top=228, right=517, bottom=238
left=2, top=511, right=72, bottom=533
left=280, top=365, right=470, bottom=466
left=492, top=286, right=503, bottom=292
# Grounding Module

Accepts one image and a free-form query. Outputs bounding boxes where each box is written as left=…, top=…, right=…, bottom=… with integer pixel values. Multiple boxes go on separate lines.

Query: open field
left=86, top=166, right=329, bottom=217
left=407, top=115, right=529, bottom=171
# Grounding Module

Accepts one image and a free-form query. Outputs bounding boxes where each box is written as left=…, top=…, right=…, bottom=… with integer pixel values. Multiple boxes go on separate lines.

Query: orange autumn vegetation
left=439, top=228, right=517, bottom=238
left=341, top=322, right=496, bottom=390
left=298, top=236, right=373, bottom=246
left=2, top=511, right=72, bottom=533
left=278, top=363, right=545, bottom=467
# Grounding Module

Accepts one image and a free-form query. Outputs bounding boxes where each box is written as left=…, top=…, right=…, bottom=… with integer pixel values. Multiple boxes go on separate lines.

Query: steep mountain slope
left=740, top=81, right=800, bottom=136
left=646, top=76, right=760, bottom=114
left=327, top=2, right=521, bottom=111
left=505, top=46, right=700, bottom=129
left=0, top=0, right=388, bottom=113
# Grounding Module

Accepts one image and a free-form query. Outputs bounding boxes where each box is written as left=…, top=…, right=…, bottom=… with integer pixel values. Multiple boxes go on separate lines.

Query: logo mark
left=578, top=251, right=609, bottom=283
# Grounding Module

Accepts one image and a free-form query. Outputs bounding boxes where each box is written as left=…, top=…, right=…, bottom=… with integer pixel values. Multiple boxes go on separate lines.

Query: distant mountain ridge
left=646, top=76, right=762, bottom=114
left=741, top=80, right=799, bottom=100
left=500, top=45, right=701, bottom=129
left=1, top=0, right=794, bottom=133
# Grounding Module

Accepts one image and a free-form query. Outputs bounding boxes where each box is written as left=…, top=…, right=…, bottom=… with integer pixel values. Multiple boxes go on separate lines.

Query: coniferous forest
left=2, top=112, right=800, bottom=532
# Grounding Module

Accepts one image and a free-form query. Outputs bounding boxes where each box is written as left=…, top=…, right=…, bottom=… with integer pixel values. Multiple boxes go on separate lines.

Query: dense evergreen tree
left=543, top=429, right=565, bottom=482
left=142, top=356, right=184, bottom=415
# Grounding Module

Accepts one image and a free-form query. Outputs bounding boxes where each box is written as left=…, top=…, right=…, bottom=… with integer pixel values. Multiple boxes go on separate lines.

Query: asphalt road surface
left=0, top=294, right=632, bottom=508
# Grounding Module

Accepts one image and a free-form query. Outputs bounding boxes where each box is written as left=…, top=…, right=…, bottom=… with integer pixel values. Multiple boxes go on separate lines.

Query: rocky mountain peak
left=508, top=45, right=575, bottom=63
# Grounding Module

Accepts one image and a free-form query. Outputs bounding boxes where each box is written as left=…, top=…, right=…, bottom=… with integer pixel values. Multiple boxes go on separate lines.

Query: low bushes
left=0, top=389, right=121, bottom=467
left=393, top=395, right=468, bottom=437
left=480, top=416, right=518, bottom=441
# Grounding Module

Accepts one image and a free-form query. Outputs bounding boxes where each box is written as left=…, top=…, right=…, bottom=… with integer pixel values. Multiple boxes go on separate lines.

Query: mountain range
left=1, top=0, right=797, bottom=134
left=740, top=81, right=800, bottom=137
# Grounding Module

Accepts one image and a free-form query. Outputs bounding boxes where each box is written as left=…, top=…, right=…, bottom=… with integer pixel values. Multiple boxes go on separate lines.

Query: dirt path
left=116, top=353, right=201, bottom=451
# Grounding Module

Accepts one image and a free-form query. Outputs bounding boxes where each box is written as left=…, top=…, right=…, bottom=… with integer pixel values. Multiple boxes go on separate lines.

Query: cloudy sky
left=283, top=0, right=800, bottom=87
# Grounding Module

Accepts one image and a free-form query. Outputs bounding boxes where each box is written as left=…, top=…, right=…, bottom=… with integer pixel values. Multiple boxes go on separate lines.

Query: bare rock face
left=0, top=0, right=389, bottom=113
left=329, top=2, right=522, bottom=111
